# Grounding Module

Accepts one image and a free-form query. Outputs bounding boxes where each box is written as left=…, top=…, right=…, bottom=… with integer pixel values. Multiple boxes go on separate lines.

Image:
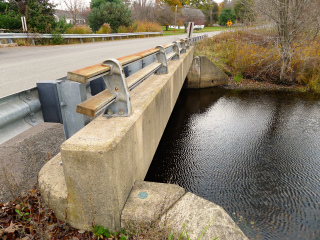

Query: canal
left=145, top=88, right=320, bottom=240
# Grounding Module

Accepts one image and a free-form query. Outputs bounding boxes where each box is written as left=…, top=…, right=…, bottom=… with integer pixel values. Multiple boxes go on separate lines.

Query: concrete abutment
left=38, top=46, right=246, bottom=239
left=185, top=55, right=228, bottom=88
left=39, top=47, right=194, bottom=230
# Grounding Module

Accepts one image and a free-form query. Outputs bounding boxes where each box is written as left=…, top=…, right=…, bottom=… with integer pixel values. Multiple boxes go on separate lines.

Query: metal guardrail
left=0, top=88, right=43, bottom=144
left=0, top=32, right=162, bottom=45
left=0, top=34, right=207, bottom=144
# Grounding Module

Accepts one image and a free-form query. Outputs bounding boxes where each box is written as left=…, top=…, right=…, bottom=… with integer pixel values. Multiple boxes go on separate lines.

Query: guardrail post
left=80, top=38, right=83, bottom=43
left=37, top=80, right=89, bottom=139
left=180, top=40, right=187, bottom=54
left=101, top=59, right=131, bottom=118
left=155, top=46, right=168, bottom=74
left=172, top=41, right=180, bottom=60
left=185, top=38, right=190, bottom=49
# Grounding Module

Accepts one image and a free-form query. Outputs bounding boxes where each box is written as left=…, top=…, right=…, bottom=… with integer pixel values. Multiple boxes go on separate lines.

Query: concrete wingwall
left=39, top=46, right=194, bottom=231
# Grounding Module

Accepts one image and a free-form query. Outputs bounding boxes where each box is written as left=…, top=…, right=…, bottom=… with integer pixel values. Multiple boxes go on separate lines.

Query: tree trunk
left=166, top=25, right=168, bottom=31
left=279, top=0, right=291, bottom=83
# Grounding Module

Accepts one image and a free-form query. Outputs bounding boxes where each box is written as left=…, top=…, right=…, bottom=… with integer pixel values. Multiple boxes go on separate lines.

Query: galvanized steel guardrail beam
left=0, top=88, right=43, bottom=144
left=0, top=34, right=207, bottom=144
left=0, top=32, right=162, bottom=44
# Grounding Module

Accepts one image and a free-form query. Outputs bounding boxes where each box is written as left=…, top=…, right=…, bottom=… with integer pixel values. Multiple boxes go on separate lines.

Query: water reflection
left=145, top=89, right=320, bottom=240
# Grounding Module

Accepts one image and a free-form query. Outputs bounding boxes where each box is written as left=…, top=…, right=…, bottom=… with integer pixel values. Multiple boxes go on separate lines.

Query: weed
left=15, top=39, right=26, bottom=46
left=15, top=205, right=31, bottom=221
left=234, top=73, right=243, bottom=83
left=92, top=225, right=127, bottom=239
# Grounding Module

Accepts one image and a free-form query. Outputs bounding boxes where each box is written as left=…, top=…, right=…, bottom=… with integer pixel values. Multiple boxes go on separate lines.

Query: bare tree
left=157, top=3, right=176, bottom=30
left=255, top=0, right=320, bottom=83
left=61, top=0, right=85, bottom=25
left=131, top=0, right=159, bottom=22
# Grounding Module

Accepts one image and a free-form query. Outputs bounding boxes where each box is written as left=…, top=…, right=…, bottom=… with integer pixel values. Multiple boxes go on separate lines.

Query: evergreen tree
left=25, top=0, right=56, bottom=32
left=218, top=7, right=235, bottom=26
left=0, top=0, right=21, bottom=30
left=88, top=1, right=132, bottom=32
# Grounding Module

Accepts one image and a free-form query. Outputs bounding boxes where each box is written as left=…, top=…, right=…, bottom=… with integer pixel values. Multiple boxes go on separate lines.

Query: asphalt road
left=0, top=31, right=221, bottom=98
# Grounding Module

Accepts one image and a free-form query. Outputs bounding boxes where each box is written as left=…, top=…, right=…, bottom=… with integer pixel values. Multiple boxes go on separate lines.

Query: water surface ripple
left=145, top=89, right=320, bottom=240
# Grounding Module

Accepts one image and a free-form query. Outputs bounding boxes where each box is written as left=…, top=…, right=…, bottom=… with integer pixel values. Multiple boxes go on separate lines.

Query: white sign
left=21, top=16, right=27, bottom=32
left=187, top=22, right=194, bottom=38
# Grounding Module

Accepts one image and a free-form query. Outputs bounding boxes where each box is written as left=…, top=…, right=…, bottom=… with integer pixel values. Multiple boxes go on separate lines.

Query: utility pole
left=174, top=5, right=177, bottom=33
left=210, top=5, right=213, bottom=26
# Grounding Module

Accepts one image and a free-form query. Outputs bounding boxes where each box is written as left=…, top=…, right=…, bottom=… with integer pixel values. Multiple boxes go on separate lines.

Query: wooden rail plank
left=76, top=62, right=161, bottom=117
left=68, top=48, right=159, bottom=84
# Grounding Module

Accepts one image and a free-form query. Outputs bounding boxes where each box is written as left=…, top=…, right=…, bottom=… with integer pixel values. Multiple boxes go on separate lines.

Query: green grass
left=162, top=26, right=226, bottom=36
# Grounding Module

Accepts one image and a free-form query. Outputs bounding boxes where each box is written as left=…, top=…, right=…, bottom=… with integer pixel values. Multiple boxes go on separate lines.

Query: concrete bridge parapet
left=39, top=46, right=195, bottom=231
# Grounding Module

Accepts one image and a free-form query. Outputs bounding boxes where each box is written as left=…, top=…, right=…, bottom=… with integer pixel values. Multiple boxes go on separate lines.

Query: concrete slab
left=121, top=181, right=185, bottom=228
left=0, top=122, right=65, bottom=202
left=159, top=192, right=248, bottom=240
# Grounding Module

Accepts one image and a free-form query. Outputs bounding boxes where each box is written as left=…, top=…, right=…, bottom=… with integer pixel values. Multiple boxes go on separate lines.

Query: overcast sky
left=51, top=0, right=224, bottom=9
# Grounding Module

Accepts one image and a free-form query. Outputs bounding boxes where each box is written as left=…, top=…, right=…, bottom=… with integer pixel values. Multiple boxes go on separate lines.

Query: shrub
left=132, top=20, right=162, bottom=32
left=88, top=2, right=133, bottom=32
left=218, top=8, right=236, bottom=26
left=117, top=25, right=128, bottom=33
left=52, top=18, right=73, bottom=34
left=65, top=25, right=92, bottom=34
left=96, top=23, right=112, bottom=34
left=52, top=32, right=65, bottom=45
left=195, top=30, right=320, bottom=91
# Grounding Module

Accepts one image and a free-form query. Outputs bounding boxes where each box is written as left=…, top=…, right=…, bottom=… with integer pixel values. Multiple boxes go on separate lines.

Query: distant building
left=54, top=10, right=86, bottom=25
left=182, top=7, right=205, bottom=26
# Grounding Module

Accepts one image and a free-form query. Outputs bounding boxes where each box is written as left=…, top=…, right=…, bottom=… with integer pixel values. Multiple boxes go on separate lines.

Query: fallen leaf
left=20, top=236, right=31, bottom=240
left=0, top=215, right=12, bottom=223
left=5, top=221, right=20, bottom=233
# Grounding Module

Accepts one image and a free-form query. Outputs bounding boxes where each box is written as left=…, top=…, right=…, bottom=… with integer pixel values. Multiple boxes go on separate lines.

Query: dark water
left=145, top=88, right=320, bottom=240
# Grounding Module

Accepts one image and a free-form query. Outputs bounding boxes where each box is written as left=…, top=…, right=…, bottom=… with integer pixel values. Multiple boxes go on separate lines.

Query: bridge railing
left=0, top=35, right=207, bottom=144
left=0, top=32, right=162, bottom=45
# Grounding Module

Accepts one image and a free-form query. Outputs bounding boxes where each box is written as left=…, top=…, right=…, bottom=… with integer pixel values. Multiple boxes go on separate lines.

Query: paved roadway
left=0, top=32, right=221, bottom=98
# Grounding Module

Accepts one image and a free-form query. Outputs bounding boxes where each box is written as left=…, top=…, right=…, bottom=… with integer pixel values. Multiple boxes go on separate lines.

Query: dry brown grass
left=196, top=30, right=320, bottom=92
